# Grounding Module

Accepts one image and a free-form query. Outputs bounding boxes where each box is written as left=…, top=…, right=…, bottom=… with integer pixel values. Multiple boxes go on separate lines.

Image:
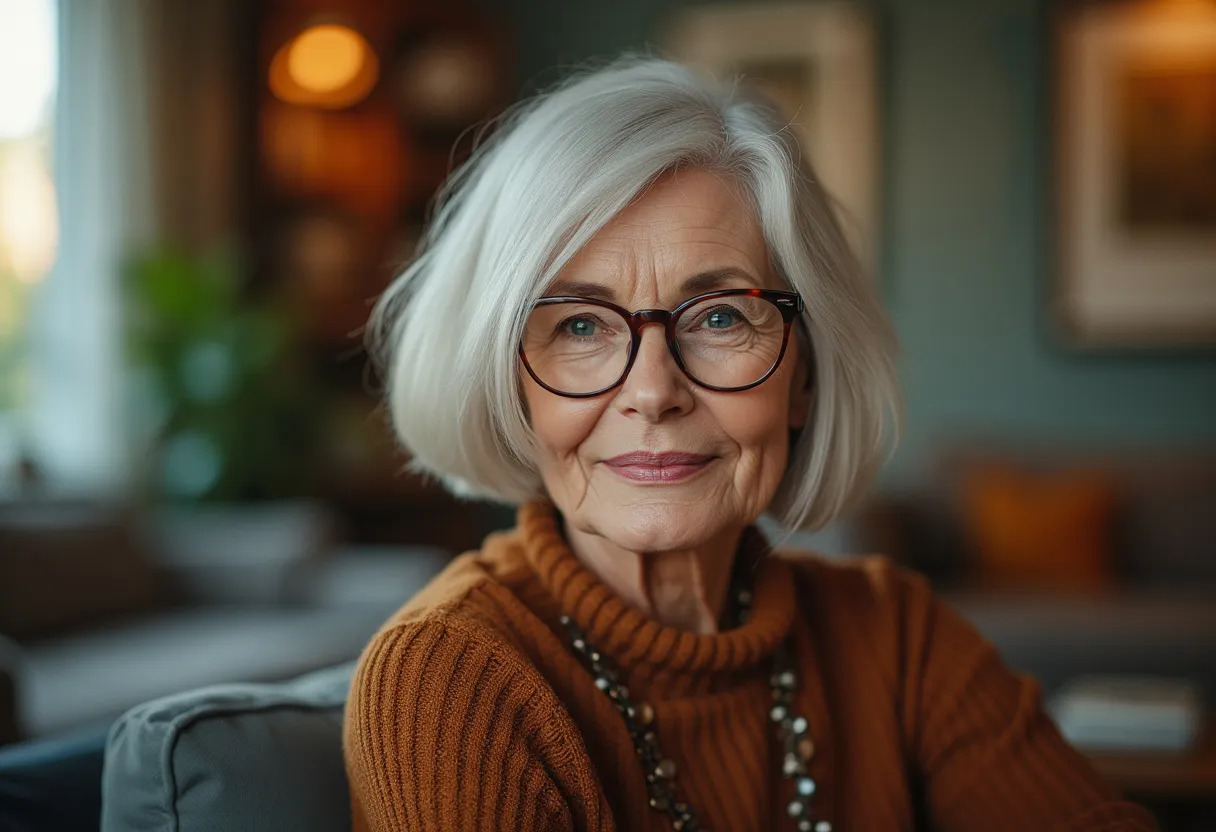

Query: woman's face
left=521, top=168, right=812, bottom=553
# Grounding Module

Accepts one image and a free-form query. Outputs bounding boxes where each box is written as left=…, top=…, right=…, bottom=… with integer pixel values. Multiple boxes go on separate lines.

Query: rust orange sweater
left=343, top=502, right=1156, bottom=831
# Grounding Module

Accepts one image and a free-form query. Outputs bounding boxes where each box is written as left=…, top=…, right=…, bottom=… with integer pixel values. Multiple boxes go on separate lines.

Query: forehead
left=550, top=168, right=774, bottom=300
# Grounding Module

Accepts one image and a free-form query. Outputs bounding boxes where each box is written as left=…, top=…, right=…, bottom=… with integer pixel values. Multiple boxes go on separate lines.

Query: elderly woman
left=343, top=58, right=1154, bottom=832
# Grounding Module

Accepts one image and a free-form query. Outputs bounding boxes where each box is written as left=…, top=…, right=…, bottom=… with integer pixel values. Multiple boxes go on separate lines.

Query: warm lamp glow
left=288, top=25, right=365, bottom=93
left=1126, top=0, right=1216, bottom=22
left=269, top=23, right=379, bottom=109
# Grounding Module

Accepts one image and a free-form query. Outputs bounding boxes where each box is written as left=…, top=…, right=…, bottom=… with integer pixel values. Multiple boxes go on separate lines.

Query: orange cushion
left=960, top=463, right=1119, bottom=591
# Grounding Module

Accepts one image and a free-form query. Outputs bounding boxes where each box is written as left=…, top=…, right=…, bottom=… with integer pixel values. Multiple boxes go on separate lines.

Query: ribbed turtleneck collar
left=515, top=500, right=797, bottom=696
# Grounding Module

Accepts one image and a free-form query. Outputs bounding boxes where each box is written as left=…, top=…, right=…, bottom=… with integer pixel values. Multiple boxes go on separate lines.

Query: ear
left=787, top=335, right=814, bottom=430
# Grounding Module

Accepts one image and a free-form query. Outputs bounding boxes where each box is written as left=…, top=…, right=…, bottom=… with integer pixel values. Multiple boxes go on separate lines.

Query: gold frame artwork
left=663, top=2, right=880, bottom=276
left=1054, top=2, right=1216, bottom=349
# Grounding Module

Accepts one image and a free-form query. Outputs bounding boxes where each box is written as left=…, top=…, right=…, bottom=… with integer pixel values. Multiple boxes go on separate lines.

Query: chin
left=591, top=497, right=727, bottom=553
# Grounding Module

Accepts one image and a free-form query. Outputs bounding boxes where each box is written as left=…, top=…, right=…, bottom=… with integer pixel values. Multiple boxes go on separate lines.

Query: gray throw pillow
left=101, top=662, right=355, bottom=832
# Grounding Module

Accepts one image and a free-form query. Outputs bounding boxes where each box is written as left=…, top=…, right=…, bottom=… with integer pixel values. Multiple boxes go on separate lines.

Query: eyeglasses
left=519, top=288, right=804, bottom=398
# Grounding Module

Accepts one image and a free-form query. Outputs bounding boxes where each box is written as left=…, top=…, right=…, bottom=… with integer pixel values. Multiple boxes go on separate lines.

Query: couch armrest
left=102, top=663, right=354, bottom=832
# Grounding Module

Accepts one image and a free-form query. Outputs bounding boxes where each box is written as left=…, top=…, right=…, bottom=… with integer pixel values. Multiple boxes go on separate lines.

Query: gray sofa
left=102, top=660, right=357, bottom=831
left=0, top=499, right=447, bottom=744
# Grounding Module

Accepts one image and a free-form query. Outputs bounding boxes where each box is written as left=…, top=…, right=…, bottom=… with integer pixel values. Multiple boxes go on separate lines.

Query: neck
left=560, top=517, right=742, bottom=634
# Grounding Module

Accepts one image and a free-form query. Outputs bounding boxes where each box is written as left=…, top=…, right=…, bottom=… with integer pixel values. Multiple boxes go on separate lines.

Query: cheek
left=522, top=376, right=606, bottom=468
left=712, top=372, right=795, bottom=475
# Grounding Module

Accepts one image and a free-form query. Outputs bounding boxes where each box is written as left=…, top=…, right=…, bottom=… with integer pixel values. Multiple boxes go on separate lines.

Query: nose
left=613, top=325, right=695, bottom=421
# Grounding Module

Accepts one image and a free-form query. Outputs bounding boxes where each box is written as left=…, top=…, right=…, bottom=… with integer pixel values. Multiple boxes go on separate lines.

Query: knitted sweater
left=343, top=502, right=1156, bottom=831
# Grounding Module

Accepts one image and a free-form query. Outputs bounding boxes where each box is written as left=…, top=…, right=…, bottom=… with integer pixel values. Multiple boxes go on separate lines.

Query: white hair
left=367, top=55, right=902, bottom=531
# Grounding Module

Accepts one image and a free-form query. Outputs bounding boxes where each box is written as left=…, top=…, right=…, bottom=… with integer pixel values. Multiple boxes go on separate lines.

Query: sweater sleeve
left=893, top=567, right=1159, bottom=832
left=343, top=618, right=579, bottom=832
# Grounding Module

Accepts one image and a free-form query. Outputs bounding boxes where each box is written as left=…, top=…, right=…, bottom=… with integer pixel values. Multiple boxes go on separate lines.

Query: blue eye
left=563, top=317, right=597, bottom=337
left=704, top=308, right=740, bottom=329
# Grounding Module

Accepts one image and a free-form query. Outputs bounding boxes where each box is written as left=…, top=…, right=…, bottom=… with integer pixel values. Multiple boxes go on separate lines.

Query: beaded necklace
left=559, top=573, right=830, bottom=832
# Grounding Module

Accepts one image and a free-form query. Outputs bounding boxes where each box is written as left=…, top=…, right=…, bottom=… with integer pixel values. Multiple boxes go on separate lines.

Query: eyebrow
left=546, top=267, right=762, bottom=301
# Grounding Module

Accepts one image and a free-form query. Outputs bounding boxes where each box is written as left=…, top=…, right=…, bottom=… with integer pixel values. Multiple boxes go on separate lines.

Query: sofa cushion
left=101, top=661, right=355, bottom=832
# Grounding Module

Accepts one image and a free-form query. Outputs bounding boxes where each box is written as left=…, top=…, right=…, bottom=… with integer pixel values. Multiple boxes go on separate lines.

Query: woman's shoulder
left=348, top=598, right=551, bottom=727
left=776, top=551, right=969, bottom=682
left=359, top=527, right=541, bottom=671
left=777, top=549, right=936, bottom=623
left=345, top=527, right=577, bottom=768
left=343, top=530, right=598, bottom=831
left=777, top=550, right=1005, bottom=696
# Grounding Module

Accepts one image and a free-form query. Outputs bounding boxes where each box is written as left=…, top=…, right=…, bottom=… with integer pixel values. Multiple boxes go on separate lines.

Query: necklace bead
left=562, top=574, right=825, bottom=831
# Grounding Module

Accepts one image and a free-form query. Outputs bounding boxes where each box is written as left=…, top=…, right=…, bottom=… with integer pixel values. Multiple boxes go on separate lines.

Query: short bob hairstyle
left=368, top=55, right=902, bottom=532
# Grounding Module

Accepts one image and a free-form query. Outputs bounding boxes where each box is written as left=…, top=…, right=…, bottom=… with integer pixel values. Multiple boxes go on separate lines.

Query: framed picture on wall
left=663, top=2, right=880, bottom=276
left=1054, top=2, right=1216, bottom=349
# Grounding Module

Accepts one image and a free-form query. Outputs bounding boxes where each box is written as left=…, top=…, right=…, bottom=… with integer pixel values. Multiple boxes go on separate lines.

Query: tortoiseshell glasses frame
left=518, top=288, right=804, bottom=398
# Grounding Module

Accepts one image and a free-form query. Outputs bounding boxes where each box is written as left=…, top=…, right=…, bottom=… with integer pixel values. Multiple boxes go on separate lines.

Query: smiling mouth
left=601, top=452, right=715, bottom=484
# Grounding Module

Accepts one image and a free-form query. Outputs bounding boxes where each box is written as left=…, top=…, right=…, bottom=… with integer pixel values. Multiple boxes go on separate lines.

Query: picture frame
left=1053, top=2, right=1216, bottom=349
left=663, top=2, right=881, bottom=275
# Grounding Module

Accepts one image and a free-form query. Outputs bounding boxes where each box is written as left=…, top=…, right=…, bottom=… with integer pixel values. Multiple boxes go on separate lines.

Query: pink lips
left=601, top=451, right=714, bottom=483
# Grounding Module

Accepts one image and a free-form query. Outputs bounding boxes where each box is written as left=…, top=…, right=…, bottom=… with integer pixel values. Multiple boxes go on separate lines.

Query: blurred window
left=0, top=0, right=58, bottom=492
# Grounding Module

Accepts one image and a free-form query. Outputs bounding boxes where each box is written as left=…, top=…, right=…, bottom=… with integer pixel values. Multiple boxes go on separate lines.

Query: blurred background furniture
left=851, top=442, right=1216, bottom=825
left=0, top=499, right=447, bottom=744
left=856, top=444, right=1216, bottom=697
